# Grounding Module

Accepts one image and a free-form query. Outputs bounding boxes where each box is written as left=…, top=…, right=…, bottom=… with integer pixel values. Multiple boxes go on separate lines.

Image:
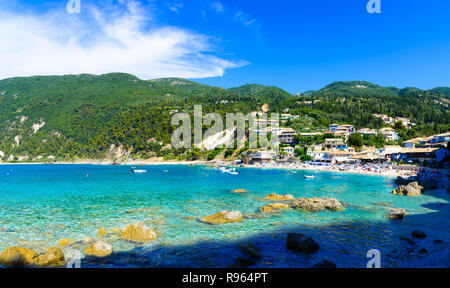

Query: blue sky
left=0, top=0, right=449, bottom=93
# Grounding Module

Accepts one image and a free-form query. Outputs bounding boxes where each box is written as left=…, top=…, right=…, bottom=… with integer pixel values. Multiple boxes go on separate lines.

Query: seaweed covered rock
left=199, top=211, right=243, bottom=224
left=264, top=193, right=294, bottom=201
left=293, top=197, right=344, bottom=212
left=120, top=222, right=157, bottom=243
left=32, top=247, right=65, bottom=267
left=0, top=247, right=37, bottom=267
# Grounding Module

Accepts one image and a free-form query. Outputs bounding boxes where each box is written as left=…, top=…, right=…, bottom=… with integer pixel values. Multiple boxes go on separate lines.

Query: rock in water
left=392, top=182, right=423, bottom=196
left=286, top=233, right=319, bottom=254
left=293, top=197, right=344, bottom=212
left=389, top=208, right=406, bottom=219
left=412, top=230, right=427, bottom=239
left=264, top=193, right=294, bottom=201
left=312, top=259, right=337, bottom=268
left=199, top=211, right=243, bottom=224
left=259, top=203, right=291, bottom=213
left=230, top=189, right=247, bottom=193
left=84, top=241, right=113, bottom=258
left=120, top=222, right=157, bottom=243
left=58, top=238, right=75, bottom=247
left=32, top=247, right=65, bottom=267
left=0, top=247, right=37, bottom=267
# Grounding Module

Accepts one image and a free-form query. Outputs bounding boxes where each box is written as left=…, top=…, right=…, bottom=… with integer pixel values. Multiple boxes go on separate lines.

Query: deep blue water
left=0, top=165, right=448, bottom=268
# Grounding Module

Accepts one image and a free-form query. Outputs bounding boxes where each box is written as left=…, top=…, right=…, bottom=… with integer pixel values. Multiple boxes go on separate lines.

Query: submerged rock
left=199, top=211, right=243, bottom=225
left=412, top=230, right=427, bottom=239
left=230, top=189, right=247, bottom=193
left=239, top=243, right=262, bottom=259
left=32, top=247, right=65, bottom=267
left=58, top=239, right=75, bottom=247
left=389, top=208, right=406, bottom=219
left=392, top=182, right=423, bottom=196
left=286, top=233, right=319, bottom=254
left=121, top=222, right=157, bottom=243
left=0, top=247, right=37, bottom=267
left=312, top=259, right=337, bottom=268
left=259, top=203, right=291, bottom=213
left=399, top=236, right=416, bottom=245
left=264, top=193, right=294, bottom=201
left=84, top=241, right=113, bottom=258
left=293, top=197, right=344, bottom=212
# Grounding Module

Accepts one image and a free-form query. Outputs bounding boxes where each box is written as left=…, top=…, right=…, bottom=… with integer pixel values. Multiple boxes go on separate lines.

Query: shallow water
left=0, top=165, right=448, bottom=267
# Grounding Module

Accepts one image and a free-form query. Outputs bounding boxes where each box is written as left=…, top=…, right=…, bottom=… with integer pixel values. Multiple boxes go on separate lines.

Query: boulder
left=389, top=208, right=406, bottom=219
left=286, top=233, right=319, bottom=254
left=312, top=259, right=337, bottom=268
left=412, top=230, right=427, bottom=239
left=84, top=241, right=113, bottom=258
left=293, top=197, right=344, bottom=212
left=239, top=243, right=262, bottom=259
left=199, top=211, right=243, bottom=225
left=392, top=182, right=423, bottom=196
left=259, top=203, right=291, bottom=213
left=32, top=247, right=65, bottom=267
left=264, top=193, right=294, bottom=201
left=399, top=236, right=416, bottom=245
left=395, top=176, right=416, bottom=185
left=120, top=222, right=157, bottom=243
left=0, top=247, right=37, bottom=267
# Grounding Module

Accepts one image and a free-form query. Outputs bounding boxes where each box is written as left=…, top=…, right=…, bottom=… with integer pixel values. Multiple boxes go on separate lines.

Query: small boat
left=304, top=175, right=316, bottom=179
left=131, top=167, right=147, bottom=174
left=289, top=171, right=297, bottom=174
left=217, top=166, right=239, bottom=175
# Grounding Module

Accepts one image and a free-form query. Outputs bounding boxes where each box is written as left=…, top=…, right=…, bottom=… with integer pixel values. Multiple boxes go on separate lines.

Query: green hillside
left=0, top=74, right=448, bottom=162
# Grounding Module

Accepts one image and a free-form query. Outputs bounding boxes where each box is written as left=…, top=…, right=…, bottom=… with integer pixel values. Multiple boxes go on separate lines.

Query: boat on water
left=217, top=166, right=239, bottom=175
left=304, top=175, right=316, bottom=179
left=131, top=167, right=147, bottom=174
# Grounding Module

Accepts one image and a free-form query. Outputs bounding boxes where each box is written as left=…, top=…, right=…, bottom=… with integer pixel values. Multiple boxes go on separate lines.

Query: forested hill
left=0, top=74, right=448, bottom=161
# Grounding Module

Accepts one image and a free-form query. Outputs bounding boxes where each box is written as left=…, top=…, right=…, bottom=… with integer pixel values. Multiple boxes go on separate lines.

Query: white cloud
left=168, top=1, right=183, bottom=13
left=0, top=0, right=245, bottom=80
left=211, top=2, right=223, bottom=13
left=235, top=11, right=256, bottom=26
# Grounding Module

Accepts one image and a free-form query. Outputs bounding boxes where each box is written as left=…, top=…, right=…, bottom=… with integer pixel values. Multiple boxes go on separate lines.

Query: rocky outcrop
left=0, top=247, right=37, bottom=267
left=199, top=211, right=243, bottom=224
left=84, top=241, right=113, bottom=258
left=392, top=182, right=423, bottom=196
left=32, top=247, right=65, bottom=267
left=293, top=197, right=344, bottom=212
left=259, top=203, right=291, bottom=213
left=120, top=222, right=157, bottom=243
left=264, top=193, right=294, bottom=201
left=389, top=208, right=406, bottom=219
left=286, top=233, right=319, bottom=254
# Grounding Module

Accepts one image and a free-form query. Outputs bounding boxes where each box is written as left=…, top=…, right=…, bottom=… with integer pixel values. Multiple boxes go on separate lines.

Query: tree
left=348, top=133, right=364, bottom=148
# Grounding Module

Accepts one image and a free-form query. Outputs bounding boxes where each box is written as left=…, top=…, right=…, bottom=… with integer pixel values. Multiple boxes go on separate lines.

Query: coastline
left=0, top=159, right=430, bottom=179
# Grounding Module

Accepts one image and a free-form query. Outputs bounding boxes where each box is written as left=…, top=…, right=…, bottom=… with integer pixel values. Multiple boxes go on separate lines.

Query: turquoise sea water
left=0, top=164, right=448, bottom=268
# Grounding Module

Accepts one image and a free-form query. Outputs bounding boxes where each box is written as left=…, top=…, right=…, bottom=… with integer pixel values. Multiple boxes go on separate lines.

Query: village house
left=357, top=128, right=378, bottom=136
left=250, top=151, right=276, bottom=164
left=273, top=127, right=297, bottom=144
left=379, top=128, right=399, bottom=141
left=325, top=138, right=347, bottom=150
